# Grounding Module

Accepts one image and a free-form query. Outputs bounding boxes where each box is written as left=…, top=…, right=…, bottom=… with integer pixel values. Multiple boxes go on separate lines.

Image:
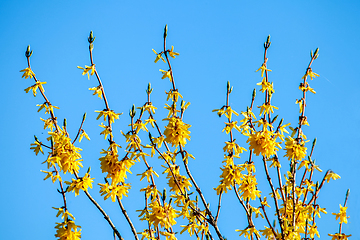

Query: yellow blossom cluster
left=163, top=164, right=192, bottom=194
left=163, top=117, right=191, bottom=147
left=284, top=136, right=307, bottom=161
left=46, top=129, right=83, bottom=174
left=247, top=129, right=282, bottom=157
left=65, top=172, right=94, bottom=196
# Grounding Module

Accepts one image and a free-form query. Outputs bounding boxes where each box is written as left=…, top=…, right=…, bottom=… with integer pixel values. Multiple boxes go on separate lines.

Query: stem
left=117, top=197, right=139, bottom=240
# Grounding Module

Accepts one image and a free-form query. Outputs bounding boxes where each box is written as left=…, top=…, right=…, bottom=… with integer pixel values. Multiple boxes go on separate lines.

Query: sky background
left=1, top=0, right=359, bottom=239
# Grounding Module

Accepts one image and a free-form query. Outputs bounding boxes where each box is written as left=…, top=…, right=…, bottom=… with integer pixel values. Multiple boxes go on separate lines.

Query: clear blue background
left=1, top=1, right=359, bottom=239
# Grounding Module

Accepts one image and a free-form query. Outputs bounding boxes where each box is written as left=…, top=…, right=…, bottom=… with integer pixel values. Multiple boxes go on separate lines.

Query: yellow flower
left=148, top=201, right=179, bottom=229
left=53, top=207, right=75, bottom=220
left=212, top=106, right=226, bottom=117
left=328, top=233, right=352, bottom=240
left=308, top=222, right=320, bottom=238
left=332, top=204, right=349, bottom=224
left=223, top=106, right=239, bottom=121
left=30, top=141, right=44, bottom=155
left=24, top=81, right=47, bottom=97
left=160, top=69, right=172, bottom=81
left=222, top=121, right=241, bottom=134
left=163, top=117, right=191, bottom=147
left=20, top=67, right=35, bottom=79
left=165, top=89, right=183, bottom=102
left=40, top=117, right=55, bottom=131
left=247, top=129, right=281, bottom=157
left=284, top=136, right=307, bottom=161
left=236, top=227, right=261, bottom=240
left=133, top=120, right=148, bottom=133
left=140, top=185, right=161, bottom=199
left=88, top=86, right=102, bottom=99
left=223, top=140, right=246, bottom=156
left=299, top=83, right=316, bottom=94
left=54, top=220, right=81, bottom=240
left=98, top=182, right=131, bottom=202
left=296, top=99, right=304, bottom=113
left=160, top=231, right=177, bottom=240
left=238, top=174, right=261, bottom=201
left=259, top=227, right=277, bottom=240
left=325, top=171, right=341, bottom=183
left=152, top=136, right=165, bottom=148
left=256, top=63, right=272, bottom=77
left=95, top=109, right=122, bottom=124
left=152, top=49, right=166, bottom=63
left=77, top=64, right=95, bottom=80
left=99, top=122, right=112, bottom=139
left=302, top=68, right=319, bottom=80
left=36, top=103, right=60, bottom=114
left=47, top=129, right=83, bottom=174
left=137, top=167, right=159, bottom=183
left=168, top=46, right=179, bottom=58
left=41, top=170, right=62, bottom=183
left=215, top=164, right=244, bottom=194
left=79, top=130, right=90, bottom=142
left=143, top=102, right=157, bottom=114
left=257, top=77, right=274, bottom=94
left=65, top=173, right=94, bottom=196
left=163, top=165, right=192, bottom=194
left=258, top=102, right=278, bottom=116
left=164, top=103, right=180, bottom=117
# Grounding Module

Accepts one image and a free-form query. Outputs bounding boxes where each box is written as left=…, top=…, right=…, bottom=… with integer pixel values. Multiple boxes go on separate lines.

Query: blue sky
left=1, top=1, right=359, bottom=239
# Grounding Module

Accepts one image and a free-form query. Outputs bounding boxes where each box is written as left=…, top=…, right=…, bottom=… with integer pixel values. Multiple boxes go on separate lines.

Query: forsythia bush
left=22, top=26, right=351, bottom=240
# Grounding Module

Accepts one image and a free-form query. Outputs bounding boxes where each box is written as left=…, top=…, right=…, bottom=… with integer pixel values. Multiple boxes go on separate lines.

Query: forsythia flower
left=223, top=140, right=246, bottom=156
left=41, top=170, right=62, bottom=183
left=236, top=226, right=261, bottom=240
left=284, top=136, right=307, bottom=161
left=137, top=167, right=159, bottom=183
left=332, top=204, right=349, bottom=224
left=99, top=122, right=112, bottom=139
left=37, top=103, right=60, bottom=114
left=41, top=117, right=55, bottom=131
left=47, top=129, right=83, bottom=174
left=325, top=170, right=341, bottom=183
left=168, top=46, right=179, bottom=58
left=77, top=64, right=95, bottom=80
left=163, top=117, right=191, bottom=147
left=247, top=129, right=281, bottom=157
left=160, top=69, right=172, bottom=81
left=238, top=174, right=261, bottom=201
left=55, top=220, right=81, bottom=240
left=98, top=182, right=131, bottom=202
left=328, top=233, right=352, bottom=240
left=148, top=201, right=179, bottom=229
left=299, top=83, right=316, bottom=94
left=166, top=89, right=183, bottom=102
left=30, top=141, right=44, bottom=155
left=257, top=77, right=274, bottom=94
left=20, top=67, right=35, bottom=79
left=152, top=49, right=166, bottom=63
left=222, top=121, right=241, bottom=134
left=302, top=68, right=319, bottom=80
left=24, top=81, right=47, bottom=96
left=95, top=109, right=122, bottom=124
left=88, top=86, right=102, bottom=99
left=65, top=173, right=94, bottom=196
left=214, top=164, right=244, bottom=194
left=163, top=165, right=192, bottom=194
left=224, top=106, right=239, bottom=121
left=258, top=102, right=278, bottom=116
left=78, top=130, right=90, bottom=142
left=256, top=63, right=272, bottom=77
left=143, top=102, right=157, bottom=114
